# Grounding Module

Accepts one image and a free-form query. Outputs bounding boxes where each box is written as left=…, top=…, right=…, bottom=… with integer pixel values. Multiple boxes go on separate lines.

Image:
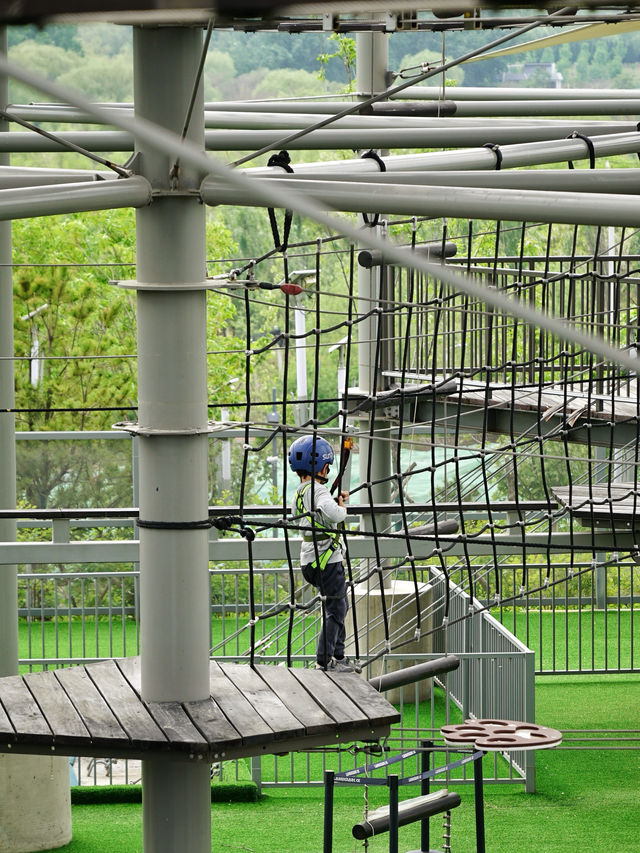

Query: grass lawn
left=496, top=608, right=640, bottom=673
left=56, top=673, right=639, bottom=853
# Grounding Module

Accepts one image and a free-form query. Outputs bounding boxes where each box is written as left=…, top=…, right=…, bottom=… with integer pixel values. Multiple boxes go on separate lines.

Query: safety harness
left=296, top=481, right=341, bottom=571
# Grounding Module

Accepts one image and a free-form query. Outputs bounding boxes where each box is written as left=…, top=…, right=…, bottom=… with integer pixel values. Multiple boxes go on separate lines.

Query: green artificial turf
left=54, top=674, right=639, bottom=853
left=496, top=608, right=640, bottom=673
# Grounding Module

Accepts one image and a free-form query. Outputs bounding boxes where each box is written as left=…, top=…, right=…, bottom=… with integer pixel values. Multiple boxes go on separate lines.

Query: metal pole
left=1, top=124, right=638, bottom=154
left=473, top=752, right=486, bottom=853
left=133, top=25, right=211, bottom=853
left=420, top=741, right=432, bottom=853
left=268, top=167, right=640, bottom=195
left=236, top=130, right=640, bottom=177
left=323, top=769, right=335, bottom=853
left=203, top=178, right=640, bottom=230
left=395, top=84, right=640, bottom=101
left=388, top=773, right=400, bottom=853
left=356, top=26, right=392, bottom=597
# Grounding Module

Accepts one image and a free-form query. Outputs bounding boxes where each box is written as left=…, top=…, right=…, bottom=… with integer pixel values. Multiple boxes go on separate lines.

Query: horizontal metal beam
left=395, top=85, right=640, bottom=102
left=202, top=176, right=640, bottom=228
left=201, top=111, right=622, bottom=129
left=280, top=168, right=640, bottom=195
left=243, top=131, right=640, bottom=176
left=0, top=175, right=151, bottom=220
left=0, top=165, right=113, bottom=189
left=0, top=122, right=637, bottom=153
left=8, top=90, right=640, bottom=126
left=0, top=531, right=635, bottom=565
left=452, top=99, right=640, bottom=117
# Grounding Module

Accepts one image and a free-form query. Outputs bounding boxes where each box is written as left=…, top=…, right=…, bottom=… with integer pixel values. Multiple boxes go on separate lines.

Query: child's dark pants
left=302, top=560, right=348, bottom=667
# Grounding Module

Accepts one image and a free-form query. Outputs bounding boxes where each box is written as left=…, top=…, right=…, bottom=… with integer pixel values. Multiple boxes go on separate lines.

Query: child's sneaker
left=328, top=657, right=361, bottom=673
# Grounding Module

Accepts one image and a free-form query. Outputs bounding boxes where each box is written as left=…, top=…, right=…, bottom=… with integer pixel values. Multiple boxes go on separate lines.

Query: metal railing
left=17, top=564, right=535, bottom=790
left=430, top=567, right=536, bottom=792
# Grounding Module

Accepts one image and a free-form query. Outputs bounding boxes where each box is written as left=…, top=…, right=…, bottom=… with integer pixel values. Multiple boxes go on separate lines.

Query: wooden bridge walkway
left=0, top=657, right=399, bottom=762
left=552, top=483, right=640, bottom=529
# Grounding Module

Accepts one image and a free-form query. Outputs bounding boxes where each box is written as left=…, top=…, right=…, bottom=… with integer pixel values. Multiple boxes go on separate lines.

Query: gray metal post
left=524, top=649, right=536, bottom=793
left=133, top=26, right=211, bottom=853
left=0, top=25, right=17, bottom=680
left=356, top=29, right=391, bottom=580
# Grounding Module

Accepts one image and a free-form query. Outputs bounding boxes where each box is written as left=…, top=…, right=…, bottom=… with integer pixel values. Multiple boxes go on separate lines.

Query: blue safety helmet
left=288, top=435, right=334, bottom=475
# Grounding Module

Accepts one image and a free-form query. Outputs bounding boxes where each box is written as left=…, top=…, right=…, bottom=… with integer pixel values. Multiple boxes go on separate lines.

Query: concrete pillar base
left=0, top=754, right=71, bottom=852
left=347, top=579, right=433, bottom=704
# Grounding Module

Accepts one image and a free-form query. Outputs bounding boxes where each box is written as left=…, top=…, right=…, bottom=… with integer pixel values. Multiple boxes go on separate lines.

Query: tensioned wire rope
left=4, top=54, right=640, bottom=672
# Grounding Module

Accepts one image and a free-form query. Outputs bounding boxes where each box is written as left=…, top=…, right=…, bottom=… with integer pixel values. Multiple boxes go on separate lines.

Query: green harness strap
left=296, top=481, right=341, bottom=571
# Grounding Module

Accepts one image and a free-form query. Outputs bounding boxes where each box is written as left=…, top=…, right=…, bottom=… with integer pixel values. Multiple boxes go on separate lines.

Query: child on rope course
left=289, top=434, right=361, bottom=673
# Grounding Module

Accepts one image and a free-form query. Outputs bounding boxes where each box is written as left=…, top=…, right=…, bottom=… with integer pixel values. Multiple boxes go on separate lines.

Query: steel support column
left=133, top=25, right=211, bottom=853
left=356, top=29, right=391, bottom=586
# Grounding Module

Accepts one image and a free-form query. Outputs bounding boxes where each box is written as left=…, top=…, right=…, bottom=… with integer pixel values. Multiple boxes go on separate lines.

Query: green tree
left=253, top=68, right=326, bottom=100
left=317, top=34, right=356, bottom=92
left=12, top=207, right=240, bottom=509
left=9, top=24, right=81, bottom=53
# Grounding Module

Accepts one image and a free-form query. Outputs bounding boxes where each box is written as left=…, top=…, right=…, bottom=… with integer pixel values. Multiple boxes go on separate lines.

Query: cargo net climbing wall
left=207, top=214, right=640, bottom=670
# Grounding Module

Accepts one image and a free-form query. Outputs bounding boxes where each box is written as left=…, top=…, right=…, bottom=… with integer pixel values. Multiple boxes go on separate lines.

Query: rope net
left=207, top=214, right=640, bottom=669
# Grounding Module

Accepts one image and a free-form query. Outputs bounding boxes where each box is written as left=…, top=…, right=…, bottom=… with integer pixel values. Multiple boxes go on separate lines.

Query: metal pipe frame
left=395, top=84, right=640, bottom=101
left=16, top=103, right=633, bottom=126
left=0, top=175, right=150, bottom=220
left=275, top=168, right=640, bottom=194
left=241, top=131, right=640, bottom=176
left=202, top=177, right=640, bottom=228
left=0, top=48, right=638, bottom=393
left=0, top=121, right=637, bottom=153
left=11, top=85, right=639, bottom=122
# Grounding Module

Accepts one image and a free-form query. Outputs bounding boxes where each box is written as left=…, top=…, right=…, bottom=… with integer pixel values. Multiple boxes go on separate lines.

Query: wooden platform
left=452, top=380, right=639, bottom=424
left=378, top=372, right=639, bottom=421
left=553, top=483, right=640, bottom=529
left=0, top=658, right=399, bottom=762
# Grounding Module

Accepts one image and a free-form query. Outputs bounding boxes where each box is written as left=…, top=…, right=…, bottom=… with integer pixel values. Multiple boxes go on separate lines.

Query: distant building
left=501, top=62, right=563, bottom=89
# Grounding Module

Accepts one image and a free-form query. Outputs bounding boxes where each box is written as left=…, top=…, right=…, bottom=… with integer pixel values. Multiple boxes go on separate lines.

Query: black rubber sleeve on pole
left=360, top=149, right=386, bottom=227
left=358, top=241, right=458, bottom=268
left=267, top=150, right=294, bottom=250
left=483, top=142, right=502, bottom=170
left=567, top=131, right=595, bottom=170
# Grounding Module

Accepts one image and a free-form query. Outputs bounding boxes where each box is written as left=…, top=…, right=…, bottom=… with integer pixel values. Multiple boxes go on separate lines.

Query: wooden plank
left=85, top=660, right=166, bottom=749
left=183, top=696, right=243, bottom=753
left=55, top=664, right=130, bottom=748
left=553, top=484, right=640, bottom=520
left=23, top=670, right=91, bottom=745
left=0, top=675, right=51, bottom=743
left=0, top=692, right=16, bottom=743
left=220, top=663, right=305, bottom=740
left=327, top=673, right=401, bottom=728
left=209, top=661, right=273, bottom=746
left=116, top=658, right=208, bottom=754
left=254, top=665, right=336, bottom=736
left=289, top=667, right=369, bottom=728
